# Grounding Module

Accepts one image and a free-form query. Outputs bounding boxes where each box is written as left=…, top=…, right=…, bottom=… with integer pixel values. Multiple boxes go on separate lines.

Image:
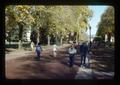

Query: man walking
left=79, top=42, right=89, bottom=67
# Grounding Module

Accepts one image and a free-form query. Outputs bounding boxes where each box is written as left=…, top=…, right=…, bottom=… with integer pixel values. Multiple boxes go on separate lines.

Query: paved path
left=92, top=71, right=114, bottom=79
left=75, top=68, right=114, bottom=79
left=5, top=44, right=114, bottom=79
left=75, top=67, right=93, bottom=79
left=6, top=44, right=69, bottom=61
left=6, top=50, right=33, bottom=61
left=6, top=44, right=78, bottom=79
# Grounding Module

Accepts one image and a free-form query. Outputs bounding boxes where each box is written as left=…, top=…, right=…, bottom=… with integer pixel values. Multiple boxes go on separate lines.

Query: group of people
left=68, top=42, right=91, bottom=68
left=34, top=42, right=58, bottom=60
left=34, top=41, right=91, bottom=68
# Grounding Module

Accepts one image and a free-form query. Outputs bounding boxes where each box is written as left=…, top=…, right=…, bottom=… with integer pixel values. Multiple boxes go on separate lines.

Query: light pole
left=89, top=25, right=91, bottom=49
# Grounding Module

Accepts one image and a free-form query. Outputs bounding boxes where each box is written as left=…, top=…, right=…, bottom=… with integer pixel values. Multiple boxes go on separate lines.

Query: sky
left=86, top=5, right=108, bottom=37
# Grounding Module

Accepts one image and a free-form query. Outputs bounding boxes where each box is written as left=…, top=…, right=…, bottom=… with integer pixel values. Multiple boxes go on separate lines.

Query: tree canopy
left=5, top=5, right=93, bottom=44
left=96, top=6, right=114, bottom=41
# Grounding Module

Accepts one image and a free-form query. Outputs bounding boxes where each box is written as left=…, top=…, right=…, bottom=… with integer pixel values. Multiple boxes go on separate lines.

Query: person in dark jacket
left=79, top=42, right=89, bottom=67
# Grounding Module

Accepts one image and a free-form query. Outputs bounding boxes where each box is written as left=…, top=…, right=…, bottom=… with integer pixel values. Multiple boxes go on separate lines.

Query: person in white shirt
left=53, top=44, right=58, bottom=57
left=68, top=44, right=77, bottom=67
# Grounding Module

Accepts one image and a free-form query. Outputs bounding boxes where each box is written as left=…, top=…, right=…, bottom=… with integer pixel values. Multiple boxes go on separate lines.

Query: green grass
left=5, top=43, right=52, bottom=51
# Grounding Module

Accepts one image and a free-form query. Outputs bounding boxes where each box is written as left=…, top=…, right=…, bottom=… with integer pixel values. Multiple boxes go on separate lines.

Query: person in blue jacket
left=35, top=42, right=42, bottom=60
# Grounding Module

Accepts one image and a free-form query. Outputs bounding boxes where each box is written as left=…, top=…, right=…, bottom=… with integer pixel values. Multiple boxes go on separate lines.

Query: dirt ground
left=5, top=44, right=79, bottom=79
left=5, top=44, right=114, bottom=79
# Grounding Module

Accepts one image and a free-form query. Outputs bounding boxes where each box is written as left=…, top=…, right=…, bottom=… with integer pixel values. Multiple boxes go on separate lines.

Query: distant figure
left=86, top=50, right=92, bottom=68
left=89, top=41, right=92, bottom=49
left=30, top=42, right=34, bottom=51
left=68, top=44, right=77, bottom=67
left=79, top=42, right=89, bottom=67
left=35, top=42, right=42, bottom=60
left=53, top=44, right=58, bottom=57
left=30, top=31, right=37, bottom=46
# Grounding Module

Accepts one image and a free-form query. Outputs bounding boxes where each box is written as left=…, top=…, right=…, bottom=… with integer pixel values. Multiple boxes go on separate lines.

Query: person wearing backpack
left=35, top=42, right=42, bottom=60
left=68, top=44, right=77, bottom=67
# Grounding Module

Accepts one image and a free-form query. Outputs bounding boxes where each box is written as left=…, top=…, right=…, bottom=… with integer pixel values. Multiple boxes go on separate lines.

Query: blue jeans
left=36, top=51, right=41, bottom=59
left=69, top=54, right=75, bottom=67
left=80, top=54, right=86, bottom=66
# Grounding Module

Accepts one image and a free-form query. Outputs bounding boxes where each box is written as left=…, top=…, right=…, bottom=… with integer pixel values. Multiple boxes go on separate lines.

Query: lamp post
left=89, top=25, right=91, bottom=49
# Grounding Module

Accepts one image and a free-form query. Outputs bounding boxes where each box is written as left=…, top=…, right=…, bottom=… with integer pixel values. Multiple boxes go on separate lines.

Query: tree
left=5, top=5, right=93, bottom=47
left=5, top=5, right=35, bottom=49
left=46, top=6, right=93, bottom=44
left=96, top=6, right=114, bottom=42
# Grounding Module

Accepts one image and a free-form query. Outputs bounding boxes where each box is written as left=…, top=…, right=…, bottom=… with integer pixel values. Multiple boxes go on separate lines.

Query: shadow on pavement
left=10, top=60, right=77, bottom=79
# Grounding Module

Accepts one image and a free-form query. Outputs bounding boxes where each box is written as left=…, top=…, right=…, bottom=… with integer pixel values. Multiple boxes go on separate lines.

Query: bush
left=93, top=36, right=103, bottom=42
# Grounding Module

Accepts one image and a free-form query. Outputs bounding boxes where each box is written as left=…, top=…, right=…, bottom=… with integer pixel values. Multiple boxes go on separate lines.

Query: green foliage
left=96, top=6, right=114, bottom=39
left=5, top=5, right=93, bottom=44
left=93, top=36, right=103, bottom=42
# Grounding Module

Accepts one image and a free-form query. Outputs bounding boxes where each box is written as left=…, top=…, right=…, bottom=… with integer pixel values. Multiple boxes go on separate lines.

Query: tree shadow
left=60, top=60, right=69, bottom=67
left=14, top=55, right=53, bottom=63
left=58, top=50, right=67, bottom=55
left=91, top=46, right=114, bottom=72
left=91, top=57, right=114, bottom=72
left=5, top=49, right=14, bottom=54
left=74, top=61, right=80, bottom=66
left=16, top=61, right=77, bottom=79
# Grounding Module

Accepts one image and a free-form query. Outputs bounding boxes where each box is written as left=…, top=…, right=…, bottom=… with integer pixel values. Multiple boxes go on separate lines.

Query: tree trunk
left=36, top=27, right=40, bottom=44
left=76, top=33, right=78, bottom=44
left=18, top=40, right=22, bottom=50
left=60, top=37, right=63, bottom=45
left=18, top=22, right=23, bottom=49
left=107, top=33, right=111, bottom=42
left=37, top=32, right=40, bottom=44
left=77, top=32, right=80, bottom=43
left=8, top=35, right=11, bottom=45
left=47, top=35, right=50, bottom=46
left=102, top=35, right=105, bottom=42
left=9, top=40, right=11, bottom=45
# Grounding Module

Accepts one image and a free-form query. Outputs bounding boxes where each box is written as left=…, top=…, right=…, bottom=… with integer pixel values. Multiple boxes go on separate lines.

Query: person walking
left=79, top=42, right=89, bottom=68
left=35, top=42, right=42, bottom=60
left=68, top=44, right=77, bottom=67
left=53, top=44, right=58, bottom=57
left=86, top=51, right=92, bottom=68
left=30, top=42, right=34, bottom=51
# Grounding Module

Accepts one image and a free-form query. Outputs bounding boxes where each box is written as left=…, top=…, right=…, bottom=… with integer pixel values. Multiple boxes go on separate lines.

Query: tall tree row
left=5, top=5, right=93, bottom=49
left=96, top=6, right=114, bottom=42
